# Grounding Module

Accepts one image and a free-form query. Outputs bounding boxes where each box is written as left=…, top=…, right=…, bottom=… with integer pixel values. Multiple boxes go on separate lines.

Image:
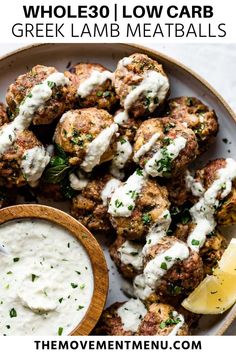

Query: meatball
left=0, top=103, right=9, bottom=127
left=6, top=65, right=75, bottom=125
left=109, top=173, right=170, bottom=240
left=71, top=174, right=121, bottom=233
left=143, top=236, right=204, bottom=298
left=137, top=303, right=189, bottom=336
left=54, top=108, right=119, bottom=171
left=114, top=53, right=169, bottom=118
left=193, top=158, right=236, bottom=225
left=110, top=236, right=144, bottom=279
left=94, top=299, right=147, bottom=336
left=133, top=117, right=198, bottom=178
left=65, top=63, right=119, bottom=111
left=0, top=129, right=49, bottom=188
left=166, top=97, right=218, bottom=153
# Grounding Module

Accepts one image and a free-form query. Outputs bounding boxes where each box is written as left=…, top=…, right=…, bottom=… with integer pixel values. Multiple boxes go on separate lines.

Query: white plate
left=0, top=43, right=236, bottom=335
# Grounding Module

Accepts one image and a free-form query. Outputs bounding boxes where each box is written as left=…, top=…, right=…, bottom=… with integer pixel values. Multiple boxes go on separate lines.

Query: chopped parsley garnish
left=96, top=91, right=103, bottom=97
left=75, top=271, right=81, bottom=275
left=6, top=271, right=12, bottom=275
left=119, top=137, right=127, bottom=145
left=9, top=308, right=17, bottom=318
left=71, top=283, right=78, bottom=289
left=59, top=298, right=63, bottom=303
left=58, top=327, right=63, bottom=336
left=142, top=213, right=152, bottom=225
left=128, top=205, right=134, bottom=211
left=165, top=256, right=172, bottom=262
left=13, top=258, right=20, bottom=263
left=136, top=168, right=143, bottom=176
left=77, top=305, right=84, bottom=311
left=159, top=316, right=181, bottom=329
left=67, top=243, right=70, bottom=248
left=31, top=274, right=39, bottom=282
left=48, top=81, right=56, bottom=89
left=115, top=199, right=123, bottom=208
left=130, top=252, right=139, bottom=256
left=155, top=148, right=172, bottom=175
left=191, top=239, right=200, bottom=246
left=160, top=262, right=168, bottom=270
left=80, top=284, right=85, bottom=290
left=6, top=325, right=10, bottom=329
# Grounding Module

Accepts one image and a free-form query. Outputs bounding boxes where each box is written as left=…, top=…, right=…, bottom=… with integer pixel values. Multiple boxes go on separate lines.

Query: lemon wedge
left=182, top=238, right=236, bottom=314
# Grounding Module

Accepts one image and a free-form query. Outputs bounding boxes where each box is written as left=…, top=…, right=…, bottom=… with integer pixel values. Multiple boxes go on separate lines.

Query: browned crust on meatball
left=110, top=178, right=170, bottom=240
left=137, top=303, right=189, bottom=336
left=133, top=117, right=198, bottom=177
left=6, top=65, right=76, bottom=125
left=0, top=103, right=9, bottom=127
left=109, top=236, right=144, bottom=279
left=200, top=230, right=227, bottom=275
left=54, top=108, right=117, bottom=166
left=114, top=53, right=169, bottom=118
left=144, top=237, right=204, bottom=297
left=0, top=129, right=42, bottom=187
left=71, top=174, right=115, bottom=233
left=165, top=173, right=191, bottom=206
left=66, top=63, right=119, bottom=111
left=166, top=97, right=219, bottom=154
left=94, top=302, right=133, bottom=335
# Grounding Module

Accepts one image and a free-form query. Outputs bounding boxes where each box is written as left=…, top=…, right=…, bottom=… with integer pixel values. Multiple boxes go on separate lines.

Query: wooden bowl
left=0, top=204, right=108, bottom=335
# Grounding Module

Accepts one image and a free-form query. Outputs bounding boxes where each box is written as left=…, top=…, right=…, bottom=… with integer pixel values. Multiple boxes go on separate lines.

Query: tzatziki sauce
left=0, top=219, right=93, bottom=336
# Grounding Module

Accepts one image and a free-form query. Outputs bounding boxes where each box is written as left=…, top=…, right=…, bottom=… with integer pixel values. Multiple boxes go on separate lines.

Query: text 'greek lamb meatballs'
left=6, top=65, right=76, bottom=125
left=133, top=117, right=198, bottom=178
left=113, top=53, right=170, bottom=119
left=54, top=108, right=119, bottom=172
left=65, top=63, right=119, bottom=111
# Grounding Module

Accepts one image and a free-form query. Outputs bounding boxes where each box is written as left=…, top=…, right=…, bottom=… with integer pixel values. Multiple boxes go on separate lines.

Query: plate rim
left=0, top=42, right=235, bottom=335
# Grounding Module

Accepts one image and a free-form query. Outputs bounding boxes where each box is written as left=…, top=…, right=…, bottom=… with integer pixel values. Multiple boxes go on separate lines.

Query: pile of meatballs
left=0, top=52, right=235, bottom=336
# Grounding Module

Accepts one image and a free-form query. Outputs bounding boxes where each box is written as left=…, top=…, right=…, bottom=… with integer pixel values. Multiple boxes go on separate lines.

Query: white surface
left=0, top=43, right=235, bottom=335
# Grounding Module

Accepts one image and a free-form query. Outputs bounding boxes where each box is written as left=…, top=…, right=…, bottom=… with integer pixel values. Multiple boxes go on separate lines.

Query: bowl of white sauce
left=0, top=204, right=108, bottom=336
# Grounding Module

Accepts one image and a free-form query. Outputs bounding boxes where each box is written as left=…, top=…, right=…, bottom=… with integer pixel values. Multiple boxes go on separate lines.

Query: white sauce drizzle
left=187, top=158, right=236, bottom=252
left=110, top=137, right=133, bottom=179
left=80, top=123, right=118, bottom=173
left=108, top=169, right=147, bottom=217
left=100, top=178, right=122, bottom=206
left=69, top=172, right=89, bottom=191
left=143, top=242, right=189, bottom=289
left=145, top=136, right=187, bottom=177
left=168, top=311, right=185, bottom=336
left=114, top=111, right=129, bottom=125
left=117, top=299, right=147, bottom=332
left=118, top=241, right=143, bottom=271
left=142, top=210, right=171, bottom=256
left=117, top=57, right=133, bottom=69
left=21, top=146, right=50, bottom=187
left=133, top=132, right=160, bottom=163
left=0, top=72, right=69, bottom=157
left=77, top=70, right=113, bottom=98
left=185, top=170, right=205, bottom=197
left=123, top=71, right=169, bottom=113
